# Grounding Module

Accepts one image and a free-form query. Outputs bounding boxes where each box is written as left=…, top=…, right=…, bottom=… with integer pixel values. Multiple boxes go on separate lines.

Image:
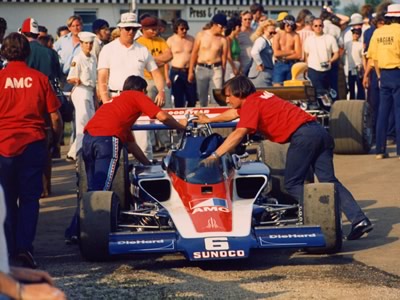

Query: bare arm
left=330, top=50, right=340, bottom=64
left=154, top=48, right=172, bottom=66
left=195, top=108, right=239, bottom=124
left=202, top=127, right=250, bottom=166
left=156, top=110, right=187, bottom=130
left=188, top=33, right=201, bottom=83
left=272, top=33, right=294, bottom=58
left=127, top=137, right=152, bottom=165
left=98, top=68, right=111, bottom=103
left=50, top=111, right=62, bottom=145
left=221, top=37, right=228, bottom=71
left=150, top=68, right=166, bottom=107
left=285, top=34, right=302, bottom=60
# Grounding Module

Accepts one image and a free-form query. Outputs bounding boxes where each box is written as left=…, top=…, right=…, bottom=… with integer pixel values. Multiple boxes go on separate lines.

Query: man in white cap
left=66, top=32, right=97, bottom=161
left=97, top=12, right=163, bottom=160
left=368, top=3, right=400, bottom=160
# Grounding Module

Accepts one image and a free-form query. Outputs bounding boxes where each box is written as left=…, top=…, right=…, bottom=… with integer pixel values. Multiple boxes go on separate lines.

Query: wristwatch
left=211, top=152, right=220, bottom=159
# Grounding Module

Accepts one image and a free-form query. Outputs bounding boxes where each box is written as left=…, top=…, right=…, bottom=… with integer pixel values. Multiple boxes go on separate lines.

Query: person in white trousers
left=66, top=32, right=97, bottom=161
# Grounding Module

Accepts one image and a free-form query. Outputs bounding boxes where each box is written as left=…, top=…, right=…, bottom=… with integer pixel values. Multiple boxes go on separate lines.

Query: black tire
left=111, top=148, right=130, bottom=210
left=76, top=152, right=87, bottom=201
left=257, top=140, right=313, bottom=204
left=329, top=100, right=372, bottom=154
left=79, top=191, right=119, bottom=261
left=303, top=183, right=342, bottom=254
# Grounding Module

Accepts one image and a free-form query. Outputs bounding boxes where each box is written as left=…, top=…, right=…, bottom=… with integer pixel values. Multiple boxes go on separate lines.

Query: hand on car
left=193, top=112, right=210, bottom=124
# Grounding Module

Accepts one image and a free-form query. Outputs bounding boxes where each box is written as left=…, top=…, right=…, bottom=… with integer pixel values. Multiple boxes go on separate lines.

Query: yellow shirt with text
left=136, top=36, right=169, bottom=80
left=368, top=23, right=400, bottom=69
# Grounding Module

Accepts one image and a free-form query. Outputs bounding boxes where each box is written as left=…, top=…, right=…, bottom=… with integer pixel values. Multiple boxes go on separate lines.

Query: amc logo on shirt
left=4, top=77, right=33, bottom=88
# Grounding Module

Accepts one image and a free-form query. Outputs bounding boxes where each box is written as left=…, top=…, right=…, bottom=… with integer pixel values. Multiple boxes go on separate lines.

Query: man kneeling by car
left=195, top=75, right=373, bottom=241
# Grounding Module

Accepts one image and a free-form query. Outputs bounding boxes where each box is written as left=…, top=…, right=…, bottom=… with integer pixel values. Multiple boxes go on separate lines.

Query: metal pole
left=131, top=0, right=136, bottom=14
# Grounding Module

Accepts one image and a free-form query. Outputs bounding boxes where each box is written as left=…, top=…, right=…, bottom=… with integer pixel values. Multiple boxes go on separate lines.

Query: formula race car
left=78, top=109, right=342, bottom=262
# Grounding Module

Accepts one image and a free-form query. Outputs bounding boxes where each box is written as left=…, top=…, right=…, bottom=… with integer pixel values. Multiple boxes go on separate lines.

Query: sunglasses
left=123, top=27, right=138, bottom=32
left=313, top=24, right=323, bottom=28
left=269, top=31, right=277, bottom=35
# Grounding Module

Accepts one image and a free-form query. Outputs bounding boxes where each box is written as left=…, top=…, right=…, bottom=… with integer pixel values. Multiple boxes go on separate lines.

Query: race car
left=78, top=109, right=342, bottom=261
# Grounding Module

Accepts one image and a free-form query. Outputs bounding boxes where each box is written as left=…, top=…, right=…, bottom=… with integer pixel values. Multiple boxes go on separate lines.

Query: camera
left=320, top=61, right=329, bottom=69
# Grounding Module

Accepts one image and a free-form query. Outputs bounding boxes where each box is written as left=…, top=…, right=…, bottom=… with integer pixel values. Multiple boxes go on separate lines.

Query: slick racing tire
left=303, top=183, right=342, bottom=254
left=79, top=191, right=119, bottom=261
left=329, top=100, right=372, bottom=154
left=257, top=140, right=314, bottom=204
left=111, top=148, right=131, bottom=211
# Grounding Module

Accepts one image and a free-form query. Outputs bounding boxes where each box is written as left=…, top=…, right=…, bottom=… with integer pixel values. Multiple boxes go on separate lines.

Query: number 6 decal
left=204, top=237, right=229, bottom=250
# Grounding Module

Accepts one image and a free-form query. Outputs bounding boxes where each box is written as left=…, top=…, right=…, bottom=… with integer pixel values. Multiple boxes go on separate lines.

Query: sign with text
left=187, top=6, right=242, bottom=20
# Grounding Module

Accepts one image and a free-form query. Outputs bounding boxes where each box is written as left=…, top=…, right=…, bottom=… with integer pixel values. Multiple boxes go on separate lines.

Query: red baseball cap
left=20, top=18, right=39, bottom=34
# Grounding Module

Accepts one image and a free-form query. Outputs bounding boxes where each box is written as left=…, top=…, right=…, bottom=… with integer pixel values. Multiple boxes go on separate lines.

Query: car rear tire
left=329, top=100, right=372, bottom=154
left=257, top=140, right=313, bottom=204
left=79, top=191, right=119, bottom=261
left=111, top=148, right=131, bottom=210
left=303, top=183, right=342, bottom=254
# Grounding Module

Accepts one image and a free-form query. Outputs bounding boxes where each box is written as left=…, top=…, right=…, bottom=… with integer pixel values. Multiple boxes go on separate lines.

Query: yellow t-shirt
left=136, top=36, right=169, bottom=80
left=368, top=23, right=400, bottom=69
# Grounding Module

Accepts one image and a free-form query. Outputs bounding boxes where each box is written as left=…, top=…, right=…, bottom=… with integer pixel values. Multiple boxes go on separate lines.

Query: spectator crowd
left=0, top=1, right=399, bottom=297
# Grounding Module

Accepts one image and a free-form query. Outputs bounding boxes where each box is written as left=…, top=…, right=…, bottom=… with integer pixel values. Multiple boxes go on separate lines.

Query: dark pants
left=348, top=71, right=365, bottom=100
left=376, top=68, right=400, bottom=155
left=170, top=68, right=197, bottom=108
left=0, top=140, right=46, bottom=255
left=284, top=122, right=366, bottom=225
left=65, top=133, right=122, bottom=239
left=308, top=68, right=330, bottom=96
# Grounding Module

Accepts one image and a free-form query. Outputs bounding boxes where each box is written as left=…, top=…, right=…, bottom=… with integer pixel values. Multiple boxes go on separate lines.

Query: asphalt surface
left=33, top=144, right=400, bottom=299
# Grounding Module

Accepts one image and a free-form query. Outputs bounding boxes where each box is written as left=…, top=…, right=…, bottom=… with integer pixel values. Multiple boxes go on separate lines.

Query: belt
left=276, top=59, right=299, bottom=64
left=197, top=62, right=222, bottom=69
left=109, top=89, right=122, bottom=94
left=171, top=66, right=189, bottom=72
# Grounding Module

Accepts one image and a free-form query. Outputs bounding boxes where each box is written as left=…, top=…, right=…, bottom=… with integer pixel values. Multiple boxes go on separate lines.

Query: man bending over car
left=195, top=75, right=373, bottom=241
left=65, top=75, right=186, bottom=242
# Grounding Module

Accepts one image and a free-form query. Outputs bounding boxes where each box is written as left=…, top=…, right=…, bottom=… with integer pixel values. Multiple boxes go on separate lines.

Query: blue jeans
left=0, top=140, right=46, bottom=255
left=284, top=122, right=366, bottom=225
left=170, top=68, right=197, bottom=107
left=376, top=68, right=400, bottom=155
left=65, top=133, right=122, bottom=239
left=307, top=68, right=330, bottom=96
left=250, top=69, right=273, bottom=88
left=272, top=61, right=295, bottom=85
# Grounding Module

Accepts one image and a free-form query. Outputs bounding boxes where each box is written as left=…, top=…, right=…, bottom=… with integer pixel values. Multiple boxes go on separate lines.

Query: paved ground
left=33, top=144, right=400, bottom=299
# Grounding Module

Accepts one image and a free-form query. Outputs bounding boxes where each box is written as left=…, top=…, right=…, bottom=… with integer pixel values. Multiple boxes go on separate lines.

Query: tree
left=365, top=0, right=382, bottom=8
left=343, top=3, right=360, bottom=16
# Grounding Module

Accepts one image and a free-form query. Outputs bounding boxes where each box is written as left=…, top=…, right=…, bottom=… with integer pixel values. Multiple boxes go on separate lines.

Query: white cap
left=348, top=13, right=363, bottom=26
left=78, top=31, right=96, bottom=42
left=385, top=4, right=400, bottom=17
left=117, top=12, right=141, bottom=28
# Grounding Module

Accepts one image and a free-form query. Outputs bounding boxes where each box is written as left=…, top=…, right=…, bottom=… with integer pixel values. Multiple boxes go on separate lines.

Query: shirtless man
left=188, top=13, right=228, bottom=107
left=166, top=19, right=196, bottom=107
left=272, top=14, right=302, bottom=86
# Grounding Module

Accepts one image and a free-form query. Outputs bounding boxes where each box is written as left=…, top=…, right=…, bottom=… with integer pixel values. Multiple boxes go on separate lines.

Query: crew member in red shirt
left=0, top=33, right=62, bottom=268
left=196, top=75, right=373, bottom=241
left=83, top=75, right=186, bottom=191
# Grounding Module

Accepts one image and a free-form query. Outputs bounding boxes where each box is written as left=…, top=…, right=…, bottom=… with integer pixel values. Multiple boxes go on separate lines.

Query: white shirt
left=304, top=34, right=339, bottom=72
left=344, top=39, right=363, bottom=72
left=0, top=185, right=9, bottom=274
left=67, top=51, right=97, bottom=88
left=98, top=39, right=157, bottom=91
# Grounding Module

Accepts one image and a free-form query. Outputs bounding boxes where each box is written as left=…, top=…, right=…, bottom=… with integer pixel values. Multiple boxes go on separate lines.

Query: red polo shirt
left=0, top=61, right=61, bottom=157
left=85, top=90, right=161, bottom=143
left=237, top=91, right=316, bottom=143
